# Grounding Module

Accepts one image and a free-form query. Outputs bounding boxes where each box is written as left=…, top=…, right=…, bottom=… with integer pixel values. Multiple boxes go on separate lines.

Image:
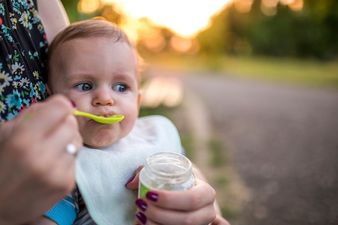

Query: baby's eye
left=74, top=82, right=92, bottom=92
left=112, top=83, right=128, bottom=93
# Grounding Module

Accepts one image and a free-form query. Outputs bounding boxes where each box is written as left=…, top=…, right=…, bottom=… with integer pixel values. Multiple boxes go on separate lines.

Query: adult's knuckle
left=49, top=95, right=72, bottom=111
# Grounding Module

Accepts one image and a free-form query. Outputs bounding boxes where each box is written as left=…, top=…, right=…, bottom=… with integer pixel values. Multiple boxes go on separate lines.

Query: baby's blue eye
left=74, top=83, right=92, bottom=91
left=113, top=83, right=128, bottom=92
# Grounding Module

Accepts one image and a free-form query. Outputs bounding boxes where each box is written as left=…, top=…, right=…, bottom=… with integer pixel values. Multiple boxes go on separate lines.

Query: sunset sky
left=100, top=0, right=233, bottom=37
left=77, top=0, right=303, bottom=38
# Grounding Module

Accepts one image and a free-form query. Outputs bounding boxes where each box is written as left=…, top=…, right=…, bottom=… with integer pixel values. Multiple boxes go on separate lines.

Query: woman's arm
left=37, top=0, right=69, bottom=42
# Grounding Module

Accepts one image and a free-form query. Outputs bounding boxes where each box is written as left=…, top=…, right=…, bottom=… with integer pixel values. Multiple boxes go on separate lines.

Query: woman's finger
left=16, top=95, right=74, bottom=138
left=210, top=215, right=231, bottom=225
left=138, top=201, right=216, bottom=225
left=43, top=114, right=81, bottom=156
left=145, top=179, right=216, bottom=211
left=126, top=166, right=143, bottom=190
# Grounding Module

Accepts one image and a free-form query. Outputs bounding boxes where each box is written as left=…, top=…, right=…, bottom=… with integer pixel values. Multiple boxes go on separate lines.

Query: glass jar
left=138, top=152, right=195, bottom=198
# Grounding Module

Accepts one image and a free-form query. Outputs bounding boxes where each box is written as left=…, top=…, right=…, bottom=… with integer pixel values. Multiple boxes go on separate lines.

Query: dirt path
left=145, top=67, right=338, bottom=225
left=181, top=73, right=338, bottom=225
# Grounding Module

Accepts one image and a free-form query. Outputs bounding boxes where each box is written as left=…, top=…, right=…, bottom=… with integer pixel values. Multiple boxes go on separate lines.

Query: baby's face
left=49, top=37, right=140, bottom=148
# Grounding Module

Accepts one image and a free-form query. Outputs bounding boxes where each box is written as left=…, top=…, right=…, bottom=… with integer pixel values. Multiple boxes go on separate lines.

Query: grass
left=143, top=53, right=338, bottom=89
left=208, top=138, right=227, bottom=168
left=221, top=206, right=238, bottom=220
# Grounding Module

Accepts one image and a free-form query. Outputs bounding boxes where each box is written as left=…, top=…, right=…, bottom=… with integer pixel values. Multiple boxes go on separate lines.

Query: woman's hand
left=126, top=170, right=230, bottom=225
left=0, top=95, right=82, bottom=224
left=210, top=215, right=231, bottom=225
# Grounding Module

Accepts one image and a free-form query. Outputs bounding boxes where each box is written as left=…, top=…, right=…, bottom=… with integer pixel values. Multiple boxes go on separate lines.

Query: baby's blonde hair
left=48, top=19, right=143, bottom=81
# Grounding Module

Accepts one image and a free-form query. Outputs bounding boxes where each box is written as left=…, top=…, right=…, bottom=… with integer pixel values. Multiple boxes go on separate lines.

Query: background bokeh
left=60, top=1, right=338, bottom=225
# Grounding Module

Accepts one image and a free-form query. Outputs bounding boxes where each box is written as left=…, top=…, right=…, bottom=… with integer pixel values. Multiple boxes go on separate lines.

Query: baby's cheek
left=76, top=117, right=86, bottom=129
left=120, top=118, right=136, bottom=138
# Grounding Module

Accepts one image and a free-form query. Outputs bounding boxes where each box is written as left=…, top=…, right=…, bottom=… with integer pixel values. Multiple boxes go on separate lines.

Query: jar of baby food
left=138, top=152, right=195, bottom=197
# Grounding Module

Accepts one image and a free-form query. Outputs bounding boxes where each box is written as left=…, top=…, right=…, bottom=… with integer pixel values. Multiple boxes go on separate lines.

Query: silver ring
left=66, top=143, right=77, bottom=156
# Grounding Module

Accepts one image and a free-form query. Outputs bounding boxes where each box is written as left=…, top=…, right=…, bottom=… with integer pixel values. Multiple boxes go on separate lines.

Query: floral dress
left=0, top=0, right=48, bottom=122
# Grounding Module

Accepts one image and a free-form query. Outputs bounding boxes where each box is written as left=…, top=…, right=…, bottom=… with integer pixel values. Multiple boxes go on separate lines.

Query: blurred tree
left=197, top=0, right=338, bottom=60
left=61, top=0, right=122, bottom=24
left=61, top=0, right=85, bottom=22
left=197, top=10, right=230, bottom=55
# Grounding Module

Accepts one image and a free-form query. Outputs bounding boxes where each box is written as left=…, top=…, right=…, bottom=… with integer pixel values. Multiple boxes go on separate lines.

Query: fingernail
left=70, top=100, right=76, bottom=108
left=125, top=173, right=137, bottom=187
left=135, top=198, right=147, bottom=211
left=125, top=166, right=143, bottom=188
left=146, top=191, right=158, bottom=202
left=136, top=211, right=147, bottom=224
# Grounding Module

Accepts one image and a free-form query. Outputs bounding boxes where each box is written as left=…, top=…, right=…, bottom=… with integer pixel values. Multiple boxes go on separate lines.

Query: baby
left=44, top=19, right=184, bottom=225
left=37, top=19, right=227, bottom=225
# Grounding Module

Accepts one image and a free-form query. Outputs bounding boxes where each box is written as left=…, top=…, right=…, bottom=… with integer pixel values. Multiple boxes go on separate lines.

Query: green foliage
left=61, top=0, right=122, bottom=23
left=61, top=0, right=89, bottom=22
left=208, top=138, right=227, bottom=168
left=197, top=10, right=229, bottom=55
left=197, top=0, right=338, bottom=60
left=221, top=206, right=238, bottom=220
left=179, top=134, right=194, bottom=159
left=139, top=106, right=174, bottom=118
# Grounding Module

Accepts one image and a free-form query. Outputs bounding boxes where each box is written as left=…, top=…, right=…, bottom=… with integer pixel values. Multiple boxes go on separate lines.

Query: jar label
left=138, top=181, right=151, bottom=198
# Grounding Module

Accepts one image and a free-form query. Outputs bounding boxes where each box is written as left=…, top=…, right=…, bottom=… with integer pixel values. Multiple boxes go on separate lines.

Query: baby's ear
left=137, top=92, right=142, bottom=109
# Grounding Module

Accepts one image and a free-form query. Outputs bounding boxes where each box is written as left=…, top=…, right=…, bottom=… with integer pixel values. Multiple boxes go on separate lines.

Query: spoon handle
left=73, top=110, right=91, bottom=118
left=73, top=109, right=124, bottom=124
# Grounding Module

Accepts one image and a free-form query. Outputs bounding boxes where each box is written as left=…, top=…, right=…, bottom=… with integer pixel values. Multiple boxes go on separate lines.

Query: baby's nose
left=93, top=89, right=114, bottom=106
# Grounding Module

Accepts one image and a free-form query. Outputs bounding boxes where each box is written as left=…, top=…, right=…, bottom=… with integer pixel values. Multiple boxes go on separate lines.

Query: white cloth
left=75, top=115, right=183, bottom=225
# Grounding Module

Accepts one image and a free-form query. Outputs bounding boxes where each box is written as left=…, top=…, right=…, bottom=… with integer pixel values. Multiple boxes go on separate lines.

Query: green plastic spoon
left=73, top=110, right=124, bottom=124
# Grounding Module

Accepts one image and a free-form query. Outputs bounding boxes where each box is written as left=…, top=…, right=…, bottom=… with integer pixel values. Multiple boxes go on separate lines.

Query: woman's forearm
left=37, top=0, right=69, bottom=42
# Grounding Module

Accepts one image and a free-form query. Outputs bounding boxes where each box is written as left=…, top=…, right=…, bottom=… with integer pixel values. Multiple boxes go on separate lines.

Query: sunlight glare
left=234, top=0, right=254, bottom=13
left=78, top=0, right=101, bottom=14
left=101, top=0, right=233, bottom=38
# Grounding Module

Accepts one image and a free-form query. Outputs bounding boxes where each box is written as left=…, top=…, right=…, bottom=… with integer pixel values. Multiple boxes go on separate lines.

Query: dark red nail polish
left=146, top=191, right=158, bottom=202
left=135, top=198, right=147, bottom=211
left=136, top=211, right=147, bottom=224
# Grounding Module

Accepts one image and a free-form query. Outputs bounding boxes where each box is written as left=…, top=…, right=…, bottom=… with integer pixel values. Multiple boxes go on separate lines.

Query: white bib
left=75, top=116, right=183, bottom=225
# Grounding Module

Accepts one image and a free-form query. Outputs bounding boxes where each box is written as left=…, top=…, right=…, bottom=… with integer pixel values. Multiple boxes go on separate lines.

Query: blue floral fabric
left=0, top=0, right=48, bottom=122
